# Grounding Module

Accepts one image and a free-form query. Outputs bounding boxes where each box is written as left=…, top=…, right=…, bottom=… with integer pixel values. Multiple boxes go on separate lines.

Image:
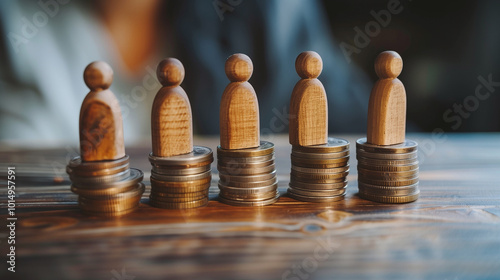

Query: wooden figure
left=366, top=51, right=406, bottom=146
left=220, top=53, right=260, bottom=150
left=289, top=51, right=328, bottom=146
left=151, top=58, right=193, bottom=157
left=80, top=61, right=125, bottom=162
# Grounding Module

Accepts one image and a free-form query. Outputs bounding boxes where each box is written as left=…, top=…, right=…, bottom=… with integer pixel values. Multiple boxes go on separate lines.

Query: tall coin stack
left=358, top=51, right=419, bottom=203
left=217, top=53, right=279, bottom=206
left=286, top=51, right=348, bottom=202
left=69, top=61, right=144, bottom=217
left=356, top=139, right=419, bottom=203
left=217, top=141, right=279, bottom=206
left=288, top=138, right=349, bottom=202
left=149, top=58, right=213, bottom=209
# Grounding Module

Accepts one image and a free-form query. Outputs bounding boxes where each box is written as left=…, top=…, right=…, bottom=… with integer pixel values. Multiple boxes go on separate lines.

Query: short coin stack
left=287, top=138, right=350, bottom=202
left=68, top=155, right=145, bottom=217
left=149, top=146, right=213, bottom=209
left=217, top=141, right=279, bottom=206
left=356, top=138, right=419, bottom=203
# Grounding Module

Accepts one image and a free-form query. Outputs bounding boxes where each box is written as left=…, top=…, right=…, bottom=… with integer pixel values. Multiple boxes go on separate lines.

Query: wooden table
left=1, top=134, right=500, bottom=279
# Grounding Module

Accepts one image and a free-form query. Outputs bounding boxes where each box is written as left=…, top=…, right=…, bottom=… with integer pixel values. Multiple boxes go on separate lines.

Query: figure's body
left=289, top=51, right=328, bottom=146
left=220, top=54, right=260, bottom=150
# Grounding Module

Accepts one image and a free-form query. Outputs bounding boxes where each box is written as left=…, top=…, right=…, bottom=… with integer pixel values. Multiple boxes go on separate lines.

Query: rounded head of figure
left=84, top=61, right=113, bottom=91
left=157, top=58, right=185, bottom=87
left=375, top=51, right=403, bottom=79
left=295, top=51, right=323, bottom=79
left=225, top=53, right=253, bottom=82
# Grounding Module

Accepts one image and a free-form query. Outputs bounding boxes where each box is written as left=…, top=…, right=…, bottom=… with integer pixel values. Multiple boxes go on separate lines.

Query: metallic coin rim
left=291, top=154, right=350, bottom=164
left=152, top=164, right=211, bottom=176
left=150, top=176, right=211, bottom=187
left=358, top=191, right=420, bottom=203
left=289, top=180, right=348, bottom=190
left=357, top=167, right=420, bottom=178
left=219, top=176, right=278, bottom=188
left=218, top=182, right=278, bottom=195
left=67, top=162, right=130, bottom=177
left=356, top=149, right=418, bottom=160
left=151, top=170, right=212, bottom=182
left=218, top=170, right=277, bottom=183
left=287, top=186, right=347, bottom=197
left=291, top=164, right=350, bottom=174
left=287, top=191, right=346, bottom=203
left=219, top=190, right=279, bottom=201
left=78, top=183, right=145, bottom=201
left=148, top=146, right=213, bottom=165
left=291, top=137, right=350, bottom=153
left=149, top=197, right=209, bottom=209
left=356, top=157, right=419, bottom=166
left=358, top=176, right=419, bottom=187
left=70, top=169, right=131, bottom=185
left=356, top=138, right=418, bottom=154
left=217, top=192, right=279, bottom=206
left=358, top=184, right=419, bottom=197
left=290, top=174, right=346, bottom=184
left=149, top=194, right=208, bottom=203
left=217, top=163, right=276, bottom=176
left=151, top=182, right=211, bottom=193
left=291, top=169, right=349, bottom=180
left=69, top=155, right=130, bottom=170
left=217, top=157, right=275, bottom=169
left=291, top=149, right=350, bottom=160
left=217, top=141, right=274, bottom=158
left=357, top=162, right=419, bottom=172
left=217, top=153, right=274, bottom=163
left=72, top=168, right=144, bottom=191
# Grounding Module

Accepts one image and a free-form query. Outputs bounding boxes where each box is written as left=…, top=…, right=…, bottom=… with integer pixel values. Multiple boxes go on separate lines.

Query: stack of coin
left=356, top=138, right=419, bottom=203
left=287, top=138, right=350, bottom=202
left=149, top=146, right=213, bottom=209
left=217, top=141, right=279, bottom=206
left=68, top=155, right=145, bottom=217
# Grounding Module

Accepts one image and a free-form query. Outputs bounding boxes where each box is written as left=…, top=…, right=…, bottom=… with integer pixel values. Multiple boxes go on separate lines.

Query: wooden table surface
left=1, top=133, right=500, bottom=280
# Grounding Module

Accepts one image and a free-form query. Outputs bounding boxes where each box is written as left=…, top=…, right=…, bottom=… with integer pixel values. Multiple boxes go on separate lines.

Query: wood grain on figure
left=79, top=61, right=125, bottom=162
left=367, top=51, right=406, bottom=146
left=289, top=51, right=328, bottom=146
left=151, top=58, right=193, bottom=157
left=220, top=53, right=260, bottom=150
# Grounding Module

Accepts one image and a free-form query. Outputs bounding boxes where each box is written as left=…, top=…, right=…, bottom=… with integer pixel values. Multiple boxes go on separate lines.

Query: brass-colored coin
left=150, top=194, right=208, bottom=203
left=218, top=170, right=277, bottom=183
left=217, top=141, right=274, bottom=158
left=150, top=176, right=211, bottom=187
left=217, top=163, right=275, bottom=176
left=151, top=170, right=212, bottom=182
left=81, top=205, right=139, bottom=217
left=218, top=183, right=278, bottom=195
left=358, top=191, right=419, bottom=203
left=148, top=146, right=213, bottom=166
left=287, top=186, right=346, bottom=197
left=152, top=164, right=211, bottom=176
left=68, top=155, right=130, bottom=171
left=290, top=174, right=345, bottom=184
left=356, top=149, right=418, bottom=160
left=217, top=153, right=274, bottom=163
left=78, top=183, right=145, bottom=202
left=70, top=169, right=131, bottom=185
left=291, top=149, right=349, bottom=160
left=150, top=189, right=208, bottom=198
left=217, top=192, right=279, bottom=206
left=288, top=180, right=348, bottom=190
left=291, top=169, right=349, bottom=180
left=149, top=197, right=209, bottom=209
left=219, top=177, right=278, bottom=188
left=357, top=162, right=419, bottom=172
left=67, top=162, right=129, bottom=177
left=358, top=182, right=419, bottom=196
left=357, top=167, right=419, bottom=179
left=217, top=158, right=275, bottom=169
left=291, top=154, right=350, bottom=165
left=292, top=137, right=349, bottom=153
left=291, top=160, right=349, bottom=169
left=291, top=165, right=349, bottom=174
left=219, top=190, right=279, bottom=201
left=287, top=191, right=345, bottom=203
left=151, top=181, right=210, bottom=194
left=356, top=138, right=418, bottom=154
left=79, top=198, right=140, bottom=213
left=71, top=168, right=144, bottom=194
left=356, top=157, right=418, bottom=166
left=358, top=175, right=419, bottom=187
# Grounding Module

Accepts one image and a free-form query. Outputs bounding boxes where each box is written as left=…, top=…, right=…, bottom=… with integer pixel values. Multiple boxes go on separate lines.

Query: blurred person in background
left=0, top=0, right=370, bottom=145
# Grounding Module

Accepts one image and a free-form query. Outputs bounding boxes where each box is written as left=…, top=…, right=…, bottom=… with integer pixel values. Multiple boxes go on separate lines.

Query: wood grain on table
left=1, top=134, right=499, bottom=280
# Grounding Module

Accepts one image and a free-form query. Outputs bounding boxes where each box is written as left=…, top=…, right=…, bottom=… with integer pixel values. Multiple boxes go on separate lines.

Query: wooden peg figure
left=367, top=51, right=406, bottom=146
left=220, top=53, right=260, bottom=150
left=289, top=51, right=328, bottom=146
left=80, top=61, right=125, bottom=162
left=151, top=58, right=193, bottom=157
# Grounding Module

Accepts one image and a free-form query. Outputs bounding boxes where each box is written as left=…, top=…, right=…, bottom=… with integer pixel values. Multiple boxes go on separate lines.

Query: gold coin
left=217, top=163, right=275, bottom=176
left=149, top=194, right=208, bottom=203
left=291, top=161, right=349, bottom=169
left=150, top=197, right=209, bottom=209
left=288, top=180, right=347, bottom=190
left=218, top=183, right=278, bottom=195
left=217, top=153, right=274, bottom=163
left=71, top=168, right=144, bottom=194
left=218, top=170, right=277, bottom=183
left=356, top=149, right=418, bottom=160
left=358, top=191, right=419, bottom=203
left=291, top=137, right=349, bottom=153
left=358, top=175, right=419, bottom=187
left=151, top=181, right=210, bottom=194
left=148, top=146, right=213, bottom=166
left=291, top=165, right=349, bottom=174
left=151, top=170, right=212, bottom=182
left=78, top=183, right=145, bottom=202
left=217, top=192, right=279, bottom=206
left=356, top=157, right=418, bottom=166
left=67, top=162, right=129, bottom=177
left=287, top=186, right=346, bottom=197
left=71, top=182, right=137, bottom=197
left=70, top=169, right=131, bottom=185
left=152, top=164, right=211, bottom=176
left=290, top=173, right=346, bottom=184
left=150, top=176, right=211, bottom=187
left=358, top=182, right=419, bottom=196
left=291, top=154, right=350, bottom=165
left=287, top=191, right=345, bottom=203
left=219, top=176, right=278, bottom=188
left=291, top=149, right=349, bottom=160
left=150, top=189, right=208, bottom=198
left=357, top=167, right=419, bottom=179
left=68, top=155, right=130, bottom=171
left=217, top=157, right=275, bottom=169
left=217, top=141, right=274, bottom=158
left=291, top=169, right=349, bottom=180
left=357, top=162, right=419, bottom=172
left=219, top=190, right=279, bottom=201
left=356, top=138, right=418, bottom=154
